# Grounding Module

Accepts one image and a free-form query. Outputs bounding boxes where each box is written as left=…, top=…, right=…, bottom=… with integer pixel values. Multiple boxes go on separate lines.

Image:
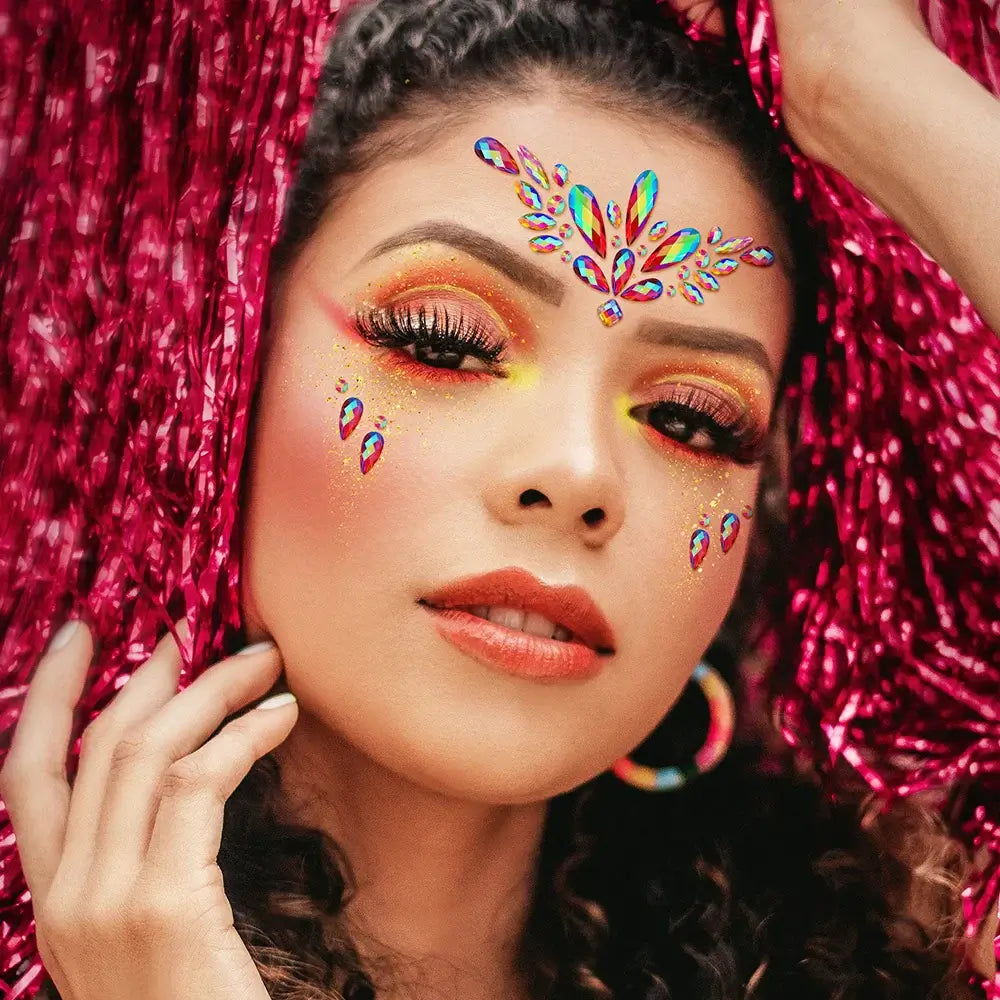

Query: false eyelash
left=352, top=302, right=509, bottom=367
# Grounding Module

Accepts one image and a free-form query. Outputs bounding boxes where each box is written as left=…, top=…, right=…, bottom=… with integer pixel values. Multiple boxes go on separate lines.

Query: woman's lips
left=422, top=605, right=605, bottom=682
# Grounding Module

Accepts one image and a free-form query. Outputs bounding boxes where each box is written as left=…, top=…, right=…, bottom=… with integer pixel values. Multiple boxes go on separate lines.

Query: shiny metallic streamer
left=0, top=0, right=998, bottom=996
left=664, top=0, right=1000, bottom=994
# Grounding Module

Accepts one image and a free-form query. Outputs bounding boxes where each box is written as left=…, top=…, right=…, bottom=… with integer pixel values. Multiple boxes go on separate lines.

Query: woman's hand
left=0, top=618, right=298, bottom=1000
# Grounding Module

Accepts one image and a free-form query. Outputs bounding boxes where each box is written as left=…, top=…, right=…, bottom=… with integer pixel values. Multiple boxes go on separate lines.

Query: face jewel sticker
left=625, top=170, right=657, bottom=245
left=573, top=255, right=611, bottom=294
left=335, top=377, right=349, bottom=393
left=474, top=136, right=519, bottom=174
left=598, top=299, right=624, bottom=327
left=517, top=145, right=550, bottom=189
left=374, top=415, right=388, bottom=431
left=339, top=396, right=363, bottom=440
left=360, top=430, right=384, bottom=475
left=741, top=504, right=754, bottom=519
left=690, top=528, right=710, bottom=570
left=528, top=234, right=563, bottom=253
left=568, top=184, right=607, bottom=258
left=720, top=512, right=740, bottom=554
left=515, top=180, right=544, bottom=211
left=611, top=248, right=635, bottom=296
left=520, top=212, right=557, bottom=231
left=472, top=138, right=777, bottom=323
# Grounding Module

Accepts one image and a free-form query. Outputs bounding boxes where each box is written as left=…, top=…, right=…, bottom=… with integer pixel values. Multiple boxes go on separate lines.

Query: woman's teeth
left=467, top=606, right=575, bottom=643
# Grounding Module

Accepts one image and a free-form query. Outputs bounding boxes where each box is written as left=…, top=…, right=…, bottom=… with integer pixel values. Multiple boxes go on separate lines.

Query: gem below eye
left=520, top=212, right=557, bottom=230
left=517, top=145, right=550, bottom=189
left=690, top=529, right=710, bottom=570
left=742, top=504, right=754, bottom=519
left=374, top=415, right=388, bottom=431
left=515, top=180, right=544, bottom=211
left=340, top=397, right=364, bottom=440
left=473, top=136, right=520, bottom=174
left=528, top=235, right=563, bottom=253
left=720, top=512, right=741, bottom=553
left=335, top=377, right=348, bottom=393
left=360, top=431, right=384, bottom=475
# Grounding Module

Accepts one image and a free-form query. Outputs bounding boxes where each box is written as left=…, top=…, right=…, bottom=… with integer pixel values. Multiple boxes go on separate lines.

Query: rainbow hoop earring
left=611, top=661, right=735, bottom=791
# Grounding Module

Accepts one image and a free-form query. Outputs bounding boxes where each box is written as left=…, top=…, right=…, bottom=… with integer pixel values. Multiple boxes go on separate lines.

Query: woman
left=2, top=0, right=998, bottom=998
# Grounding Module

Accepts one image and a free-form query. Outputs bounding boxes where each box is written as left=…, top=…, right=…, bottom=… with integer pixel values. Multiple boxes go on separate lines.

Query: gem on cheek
left=374, top=415, right=388, bottom=431
left=573, top=255, right=611, bottom=293
left=474, top=136, right=520, bottom=174
left=597, top=299, right=624, bottom=327
left=528, top=235, right=563, bottom=253
left=517, top=145, right=550, bottom=189
left=335, top=377, right=348, bottom=393
left=690, top=528, right=710, bottom=570
left=360, top=431, right=384, bottom=475
left=339, top=396, right=363, bottom=440
left=720, top=512, right=740, bottom=553
left=742, top=504, right=754, bottom=519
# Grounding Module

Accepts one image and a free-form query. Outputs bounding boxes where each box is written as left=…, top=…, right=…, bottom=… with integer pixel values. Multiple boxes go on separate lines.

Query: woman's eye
left=401, top=340, right=494, bottom=372
left=648, top=406, right=719, bottom=450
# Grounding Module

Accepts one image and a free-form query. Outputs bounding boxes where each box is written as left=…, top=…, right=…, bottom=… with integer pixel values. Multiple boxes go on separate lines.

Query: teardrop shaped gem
left=611, top=248, right=635, bottom=295
left=621, top=279, right=663, bottom=302
left=598, top=299, right=624, bottom=327
left=680, top=281, right=705, bottom=305
left=572, top=255, right=611, bottom=293
left=515, top=180, right=544, bottom=211
left=709, top=258, right=739, bottom=276
left=641, top=228, right=700, bottom=272
left=606, top=200, right=622, bottom=228
left=473, top=136, right=519, bottom=174
left=339, top=396, right=364, bottom=440
left=360, top=431, right=384, bottom=475
left=528, top=235, right=563, bottom=253
left=625, top=170, right=658, bottom=245
left=648, top=220, right=669, bottom=241
left=740, top=246, right=775, bottom=266
left=714, top=235, right=753, bottom=254
left=695, top=270, right=720, bottom=292
left=517, top=145, right=550, bottom=189
left=546, top=194, right=566, bottom=215
left=707, top=226, right=723, bottom=245
left=690, top=528, right=710, bottom=570
left=568, top=184, right=607, bottom=258
left=553, top=163, right=569, bottom=186
left=520, top=212, right=557, bottom=231
left=720, top=512, right=740, bottom=553
left=694, top=249, right=710, bottom=267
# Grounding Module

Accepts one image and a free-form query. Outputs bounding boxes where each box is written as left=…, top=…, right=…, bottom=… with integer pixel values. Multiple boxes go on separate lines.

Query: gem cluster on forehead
left=473, top=137, right=775, bottom=327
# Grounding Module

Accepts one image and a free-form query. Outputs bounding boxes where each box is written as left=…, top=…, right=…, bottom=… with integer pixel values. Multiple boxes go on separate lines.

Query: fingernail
left=237, top=639, right=277, bottom=656
left=47, top=620, right=80, bottom=654
left=254, top=691, right=297, bottom=711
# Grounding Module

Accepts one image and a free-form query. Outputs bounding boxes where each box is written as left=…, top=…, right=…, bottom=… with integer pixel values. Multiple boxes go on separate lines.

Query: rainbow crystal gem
left=573, top=255, right=611, bottom=293
left=515, top=180, right=544, bottom=211
left=339, top=396, right=363, bottom=440
left=335, top=377, right=348, bottom=393
left=641, top=227, right=701, bottom=272
left=520, top=212, right=556, bottom=231
left=611, top=248, right=635, bottom=295
left=612, top=234, right=623, bottom=249
left=360, top=431, right=384, bottom=475
left=621, top=279, right=663, bottom=302
left=690, top=528, right=710, bottom=570
left=625, top=170, right=658, bottom=245
left=715, top=235, right=753, bottom=254
left=473, top=136, right=519, bottom=174
left=695, top=249, right=710, bottom=267
left=374, top=415, right=388, bottom=431
left=699, top=513, right=711, bottom=527
left=709, top=258, right=739, bottom=276
left=568, top=184, right=607, bottom=258
left=637, top=244, right=647, bottom=257
left=720, top=512, right=740, bottom=554
left=707, top=226, right=723, bottom=244
left=517, top=145, right=550, bottom=189
left=680, top=282, right=704, bottom=305
left=695, top=270, right=720, bottom=292
left=558, top=223, right=573, bottom=238
left=742, top=504, right=754, bottom=519
left=597, top=299, right=624, bottom=327
left=648, top=220, right=669, bottom=241
left=607, top=200, right=622, bottom=228
left=559, top=249, right=573, bottom=262
left=741, top=246, right=775, bottom=266
left=677, top=265, right=690, bottom=281
left=666, top=285, right=677, bottom=297
left=528, top=235, right=563, bottom=253
left=546, top=194, right=566, bottom=215
left=553, top=163, right=569, bottom=186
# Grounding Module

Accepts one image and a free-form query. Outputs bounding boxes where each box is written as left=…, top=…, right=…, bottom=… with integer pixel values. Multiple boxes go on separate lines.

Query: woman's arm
left=793, top=31, right=1000, bottom=335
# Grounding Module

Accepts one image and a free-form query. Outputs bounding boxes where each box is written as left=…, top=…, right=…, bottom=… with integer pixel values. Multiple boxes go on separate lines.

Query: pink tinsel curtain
left=1, top=0, right=998, bottom=997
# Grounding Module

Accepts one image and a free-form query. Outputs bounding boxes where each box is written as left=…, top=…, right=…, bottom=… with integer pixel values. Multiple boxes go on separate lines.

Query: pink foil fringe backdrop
left=0, top=0, right=998, bottom=997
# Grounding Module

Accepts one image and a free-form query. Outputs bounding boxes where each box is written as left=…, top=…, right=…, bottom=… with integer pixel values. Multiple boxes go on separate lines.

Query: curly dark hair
left=39, top=1, right=985, bottom=997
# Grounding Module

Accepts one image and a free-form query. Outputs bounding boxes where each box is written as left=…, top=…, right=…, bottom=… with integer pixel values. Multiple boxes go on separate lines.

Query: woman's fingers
left=89, top=641, right=284, bottom=879
left=57, top=620, right=187, bottom=881
left=0, top=620, right=94, bottom=902
left=145, top=692, right=298, bottom=876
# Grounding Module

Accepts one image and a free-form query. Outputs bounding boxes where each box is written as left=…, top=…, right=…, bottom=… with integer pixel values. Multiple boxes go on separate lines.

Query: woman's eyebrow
left=353, top=220, right=566, bottom=305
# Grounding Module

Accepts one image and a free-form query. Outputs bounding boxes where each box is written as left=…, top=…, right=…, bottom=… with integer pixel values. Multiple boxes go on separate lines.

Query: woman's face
left=239, top=91, right=794, bottom=804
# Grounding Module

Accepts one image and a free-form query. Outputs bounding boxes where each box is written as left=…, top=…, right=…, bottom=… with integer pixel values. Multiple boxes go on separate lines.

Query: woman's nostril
left=519, top=489, right=550, bottom=507
left=582, top=508, right=606, bottom=527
